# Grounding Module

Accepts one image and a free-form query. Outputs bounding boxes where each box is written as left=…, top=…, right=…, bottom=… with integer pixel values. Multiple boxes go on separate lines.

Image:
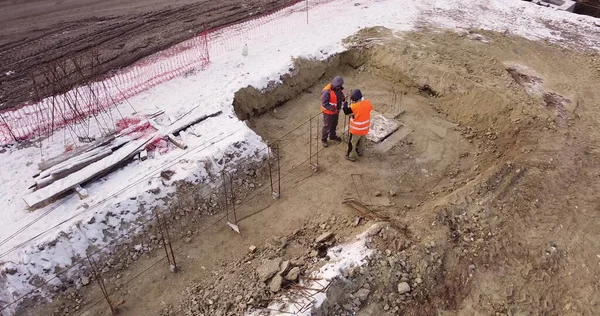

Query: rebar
left=86, top=253, right=115, bottom=314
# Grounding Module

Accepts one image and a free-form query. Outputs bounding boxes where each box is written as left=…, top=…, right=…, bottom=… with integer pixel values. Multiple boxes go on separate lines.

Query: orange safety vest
left=320, top=84, right=338, bottom=115
left=349, top=99, right=374, bottom=136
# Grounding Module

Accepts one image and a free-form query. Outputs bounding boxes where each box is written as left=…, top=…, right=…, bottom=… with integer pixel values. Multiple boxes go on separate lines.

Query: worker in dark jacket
left=320, top=76, right=346, bottom=147
left=343, top=89, right=373, bottom=161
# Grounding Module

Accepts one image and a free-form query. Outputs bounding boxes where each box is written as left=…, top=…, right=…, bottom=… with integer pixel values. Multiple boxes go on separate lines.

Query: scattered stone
left=315, top=232, right=334, bottom=243
left=389, top=190, right=397, bottom=197
left=257, top=258, right=282, bottom=282
left=101, top=267, right=110, bottom=274
left=353, top=216, right=361, bottom=227
left=355, top=288, right=371, bottom=302
left=80, top=276, right=90, bottom=286
left=170, top=264, right=178, bottom=273
left=397, top=282, right=411, bottom=294
left=248, top=245, right=257, bottom=253
left=286, top=267, right=301, bottom=281
left=184, top=237, right=192, bottom=243
left=269, top=274, right=283, bottom=292
left=309, top=250, right=319, bottom=258
left=279, top=260, right=290, bottom=275
left=290, top=258, right=304, bottom=266
left=384, top=304, right=390, bottom=311
left=415, top=277, right=423, bottom=284
left=374, top=191, right=382, bottom=197
left=134, top=244, right=143, bottom=252
left=160, top=170, right=175, bottom=180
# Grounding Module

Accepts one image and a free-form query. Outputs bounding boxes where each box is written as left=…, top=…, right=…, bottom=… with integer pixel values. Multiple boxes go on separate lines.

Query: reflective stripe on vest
left=320, top=83, right=338, bottom=115
left=349, top=100, right=374, bottom=136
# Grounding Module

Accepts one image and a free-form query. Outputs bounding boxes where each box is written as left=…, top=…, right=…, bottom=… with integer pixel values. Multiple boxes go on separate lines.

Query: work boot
left=345, top=154, right=356, bottom=162
left=330, top=135, right=342, bottom=142
left=322, top=140, right=329, bottom=148
left=357, top=151, right=363, bottom=157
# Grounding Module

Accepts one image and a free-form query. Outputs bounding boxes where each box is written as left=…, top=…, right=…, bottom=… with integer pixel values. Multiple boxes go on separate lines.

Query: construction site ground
left=25, top=27, right=600, bottom=316
left=0, top=0, right=296, bottom=109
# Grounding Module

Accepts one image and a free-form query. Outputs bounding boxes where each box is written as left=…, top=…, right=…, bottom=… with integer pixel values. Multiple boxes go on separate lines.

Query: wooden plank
left=75, top=185, right=89, bottom=199
left=166, top=134, right=188, bottom=150
left=38, top=134, right=116, bottom=171
left=23, top=135, right=155, bottom=208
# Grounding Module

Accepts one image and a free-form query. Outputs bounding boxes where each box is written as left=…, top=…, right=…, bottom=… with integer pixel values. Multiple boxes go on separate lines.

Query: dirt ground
left=0, top=0, right=296, bottom=109
left=22, top=27, right=600, bottom=316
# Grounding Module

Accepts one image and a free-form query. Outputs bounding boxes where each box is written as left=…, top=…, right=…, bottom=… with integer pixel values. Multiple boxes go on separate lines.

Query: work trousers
left=321, top=112, right=339, bottom=141
left=347, top=134, right=366, bottom=160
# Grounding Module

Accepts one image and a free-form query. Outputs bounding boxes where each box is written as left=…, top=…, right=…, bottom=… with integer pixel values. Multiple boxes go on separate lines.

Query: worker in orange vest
left=343, top=89, right=373, bottom=161
left=320, top=76, right=346, bottom=147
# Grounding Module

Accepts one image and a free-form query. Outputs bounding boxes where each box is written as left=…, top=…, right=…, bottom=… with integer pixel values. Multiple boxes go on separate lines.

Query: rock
left=269, top=274, right=283, bottom=292
left=355, top=288, right=370, bottom=302
left=248, top=245, right=257, bottom=253
left=101, top=267, right=110, bottom=274
left=415, top=277, right=423, bottom=284
left=315, top=232, right=334, bottom=243
left=389, top=190, right=397, bottom=197
left=279, top=260, right=290, bottom=275
left=309, top=250, right=319, bottom=258
left=184, top=237, right=192, bottom=243
left=384, top=304, right=390, bottom=311
left=134, top=244, right=143, bottom=252
left=257, top=258, right=282, bottom=282
left=160, top=170, right=175, bottom=180
left=397, top=282, right=411, bottom=294
left=285, top=267, right=301, bottom=281
left=80, top=276, right=90, bottom=286
left=374, top=191, right=382, bottom=197
left=290, top=258, right=304, bottom=266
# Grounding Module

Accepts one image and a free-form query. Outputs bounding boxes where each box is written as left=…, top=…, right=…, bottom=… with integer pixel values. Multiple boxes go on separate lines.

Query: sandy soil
left=0, top=0, right=296, bottom=109
left=22, top=27, right=600, bottom=316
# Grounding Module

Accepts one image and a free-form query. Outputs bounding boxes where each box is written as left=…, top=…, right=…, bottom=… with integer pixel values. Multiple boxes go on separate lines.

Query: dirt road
left=0, top=0, right=296, bottom=109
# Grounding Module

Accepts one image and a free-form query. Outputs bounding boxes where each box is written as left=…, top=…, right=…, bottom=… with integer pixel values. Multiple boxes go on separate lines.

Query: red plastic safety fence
left=0, top=0, right=344, bottom=146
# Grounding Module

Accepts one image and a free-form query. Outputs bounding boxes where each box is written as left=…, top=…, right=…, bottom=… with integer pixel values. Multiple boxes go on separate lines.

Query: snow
left=247, top=223, right=382, bottom=316
left=1, top=0, right=599, bottom=313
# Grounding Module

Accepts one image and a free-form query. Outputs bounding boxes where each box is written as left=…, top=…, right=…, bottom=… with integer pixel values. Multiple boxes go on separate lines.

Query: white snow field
left=1, top=0, right=599, bottom=313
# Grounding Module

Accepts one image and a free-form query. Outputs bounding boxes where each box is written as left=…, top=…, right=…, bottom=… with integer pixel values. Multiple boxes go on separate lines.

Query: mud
left=0, top=0, right=297, bottom=109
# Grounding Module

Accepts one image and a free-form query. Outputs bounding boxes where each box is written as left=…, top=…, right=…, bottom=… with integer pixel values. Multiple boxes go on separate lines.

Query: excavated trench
left=229, top=27, right=590, bottom=315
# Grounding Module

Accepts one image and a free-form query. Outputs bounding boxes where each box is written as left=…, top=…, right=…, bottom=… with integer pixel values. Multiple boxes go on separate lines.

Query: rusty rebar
left=86, top=253, right=115, bottom=314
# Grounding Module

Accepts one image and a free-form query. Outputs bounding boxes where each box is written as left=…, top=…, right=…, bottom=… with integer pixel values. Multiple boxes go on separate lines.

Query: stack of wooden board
left=23, top=110, right=223, bottom=209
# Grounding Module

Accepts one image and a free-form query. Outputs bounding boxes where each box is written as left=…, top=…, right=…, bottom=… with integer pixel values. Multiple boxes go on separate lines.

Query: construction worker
left=343, top=89, right=373, bottom=161
left=320, top=76, right=346, bottom=147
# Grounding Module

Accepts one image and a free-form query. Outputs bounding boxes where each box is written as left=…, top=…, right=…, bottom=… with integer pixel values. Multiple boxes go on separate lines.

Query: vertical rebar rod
left=316, top=114, right=319, bottom=168
left=155, top=210, right=171, bottom=265
left=268, top=150, right=275, bottom=198
left=306, top=0, right=309, bottom=24
left=276, top=144, right=281, bottom=196
left=229, top=172, right=238, bottom=224
left=309, top=115, right=313, bottom=168
left=163, top=216, right=176, bottom=270
left=87, top=253, right=115, bottom=314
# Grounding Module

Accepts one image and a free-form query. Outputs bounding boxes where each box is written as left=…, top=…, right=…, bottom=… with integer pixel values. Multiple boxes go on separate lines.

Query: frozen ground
left=1, top=0, right=599, bottom=312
